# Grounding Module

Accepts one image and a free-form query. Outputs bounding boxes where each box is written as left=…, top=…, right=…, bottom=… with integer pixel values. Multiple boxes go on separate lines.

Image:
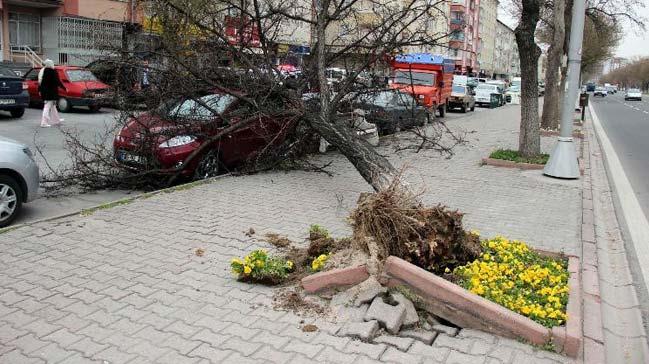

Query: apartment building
left=477, top=0, right=497, bottom=77
left=494, top=19, right=519, bottom=79
left=0, top=0, right=142, bottom=67
left=448, top=0, right=480, bottom=75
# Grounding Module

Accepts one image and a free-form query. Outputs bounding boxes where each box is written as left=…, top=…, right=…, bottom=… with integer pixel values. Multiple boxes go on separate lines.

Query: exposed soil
left=272, top=288, right=329, bottom=317
left=264, top=233, right=293, bottom=248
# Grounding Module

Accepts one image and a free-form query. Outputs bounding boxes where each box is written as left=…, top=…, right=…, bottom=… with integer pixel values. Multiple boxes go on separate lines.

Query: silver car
left=0, top=136, right=39, bottom=227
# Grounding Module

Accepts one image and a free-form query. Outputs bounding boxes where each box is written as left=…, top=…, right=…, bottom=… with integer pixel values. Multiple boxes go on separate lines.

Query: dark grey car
left=348, top=90, right=428, bottom=135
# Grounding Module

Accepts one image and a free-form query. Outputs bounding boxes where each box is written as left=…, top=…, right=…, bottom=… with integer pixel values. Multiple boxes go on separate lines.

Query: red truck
left=389, top=53, right=454, bottom=117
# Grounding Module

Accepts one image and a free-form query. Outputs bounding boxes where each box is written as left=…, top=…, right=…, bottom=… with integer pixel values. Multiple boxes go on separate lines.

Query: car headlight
left=159, top=135, right=196, bottom=148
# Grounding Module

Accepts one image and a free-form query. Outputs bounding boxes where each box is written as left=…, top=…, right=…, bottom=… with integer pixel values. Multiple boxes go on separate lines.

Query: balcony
left=6, top=0, right=62, bottom=8
left=450, top=3, right=466, bottom=12
left=357, top=12, right=380, bottom=28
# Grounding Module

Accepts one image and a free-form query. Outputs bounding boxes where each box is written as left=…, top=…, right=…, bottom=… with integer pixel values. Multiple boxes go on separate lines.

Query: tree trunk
left=311, top=1, right=397, bottom=192
left=515, top=0, right=542, bottom=158
left=540, top=0, right=566, bottom=131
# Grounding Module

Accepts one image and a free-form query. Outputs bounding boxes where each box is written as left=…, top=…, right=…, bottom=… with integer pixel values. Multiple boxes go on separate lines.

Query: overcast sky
left=497, top=3, right=649, bottom=59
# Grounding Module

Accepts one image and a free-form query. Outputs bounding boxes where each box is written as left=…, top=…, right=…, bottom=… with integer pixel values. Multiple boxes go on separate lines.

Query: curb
left=301, top=265, right=369, bottom=292
left=540, top=130, right=584, bottom=139
left=481, top=157, right=545, bottom=170
left=0, top=173, right=231, bottom=234
left=382, top=256, right=552, bottom=346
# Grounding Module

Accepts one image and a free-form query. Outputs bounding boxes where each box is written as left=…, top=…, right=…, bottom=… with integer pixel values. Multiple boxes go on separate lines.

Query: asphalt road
left=0, top=106, right=134, bottom=225
left=0, top=102, right=487, bottom=226
left=590, top=92, right=649, bottom=218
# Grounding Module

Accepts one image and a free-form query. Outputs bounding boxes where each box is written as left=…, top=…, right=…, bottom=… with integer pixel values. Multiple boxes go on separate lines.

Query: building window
left=9, top=13, right=41, bottom=52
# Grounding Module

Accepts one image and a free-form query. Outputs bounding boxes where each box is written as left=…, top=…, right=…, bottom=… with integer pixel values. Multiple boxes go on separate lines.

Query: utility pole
left=543, top=0, right=586, bottom=178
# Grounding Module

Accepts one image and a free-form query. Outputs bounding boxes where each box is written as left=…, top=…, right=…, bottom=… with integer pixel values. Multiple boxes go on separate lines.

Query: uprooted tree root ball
left=350, top=179, right=482, bottom=274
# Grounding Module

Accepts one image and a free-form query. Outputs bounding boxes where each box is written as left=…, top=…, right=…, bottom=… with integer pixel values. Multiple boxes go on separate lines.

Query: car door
left=23, top=68, right=40, bottom=102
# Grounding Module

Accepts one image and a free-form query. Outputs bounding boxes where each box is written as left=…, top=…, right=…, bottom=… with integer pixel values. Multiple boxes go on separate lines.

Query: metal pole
left=543, top=0, right=586, bottom=178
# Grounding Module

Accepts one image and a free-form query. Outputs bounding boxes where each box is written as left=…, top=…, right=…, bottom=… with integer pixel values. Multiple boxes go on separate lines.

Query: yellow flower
left=231, top=258, right=243, bottom=265
left=444, top=267, right=451, bottom=273
left=243, top=265, right=252, bottom=275
left=256, top=260, right=264, bottom=268
left=286, top=260, right=294, bottom=269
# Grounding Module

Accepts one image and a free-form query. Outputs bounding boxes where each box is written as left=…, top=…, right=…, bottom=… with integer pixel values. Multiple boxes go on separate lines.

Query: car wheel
left=194, top=150, right=221, bottom=180
left=57, top=97, right=72, bottom=113
left=461, top=103, right=467, bottom=113
left=439, top=104, right=446, bottom=118
left=470, top=104, right=475, bottom=111
left=0, top=175, right=23, bottom=228
left=88, top=105, right=101, bottom=113
left=10, top=108, right=25, bottom=118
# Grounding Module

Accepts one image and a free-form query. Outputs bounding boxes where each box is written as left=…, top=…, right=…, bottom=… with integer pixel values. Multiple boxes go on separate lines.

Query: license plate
left=117, top=151, right=144, bottom=164
left=0, top=99, right=15, bottom=105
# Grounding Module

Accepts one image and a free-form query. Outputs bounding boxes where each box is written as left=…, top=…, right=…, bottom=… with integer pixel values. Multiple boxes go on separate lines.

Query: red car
left=24, top=66, right=109, bottom=112
left=113, top=93, right=296, bottom=178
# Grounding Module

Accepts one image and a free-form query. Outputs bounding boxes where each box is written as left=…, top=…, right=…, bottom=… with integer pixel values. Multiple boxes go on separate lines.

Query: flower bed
left=453, top=236, right=568, bottom=328
left=231, top=249, right=294, bottom=284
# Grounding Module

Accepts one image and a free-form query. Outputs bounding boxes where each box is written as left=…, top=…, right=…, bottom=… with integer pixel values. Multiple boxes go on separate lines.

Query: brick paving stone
left=446, top=350, right=487, bottom=364
left=154, top=351, right=200, bottom=364
left=0, top=107, right=585, bottom=364
left=407, top=341, right=450, bottom=362
left=187, top=343, right=232, bottom=361
left=373, top=335, right=415, bottom=351
left=380, top=347, right=423, bottom=363
left=283, top=338, right=325, bottom=358
left=343, top=341, right=387, bottom=359
left=251, top=345, right=296, bottom=364
left=30, top=343, right=76, bottom=363
left=43, top=328, right=84, bottom=347
left=315, top=346, right=360, bottom=364
left=220, top=336, right=262, bottom=356
left=8, top=333, right=49, bottom=353
left=68, top=337, right=109, bottom=357
left=0, top=349, right=44, bottom=364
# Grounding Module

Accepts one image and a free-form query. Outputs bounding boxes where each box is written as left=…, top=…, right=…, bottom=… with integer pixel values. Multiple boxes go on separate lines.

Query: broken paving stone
left=391, top=292, right=419, bottom=328
left=337, top=320, right=380, bottom=341
left=330, top=276, right=386, bottom=307
left=431, top=323, right=459, bottom=337
left=399, top=329, right=438, bottom=345
left=374, top=335, right=415, bottom=351
left=334, top=304, right=369, bottom=323
left=364, top=297, right=406, bottom=335
left=354, top=277, right=388, bottom=306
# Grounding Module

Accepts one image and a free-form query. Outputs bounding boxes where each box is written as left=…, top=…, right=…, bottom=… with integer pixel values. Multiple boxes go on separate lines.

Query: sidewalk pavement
left=1, top=105, right=585, bottom=363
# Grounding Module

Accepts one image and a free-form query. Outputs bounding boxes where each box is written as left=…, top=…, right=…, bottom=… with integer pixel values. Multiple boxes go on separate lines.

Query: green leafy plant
left=454, top=236, right=569, bottom=328
left=309, top=224, right=331, bottom=240
left=230, top=249, right=294, bottom=284
left=489, top=149, right=550, bottom=165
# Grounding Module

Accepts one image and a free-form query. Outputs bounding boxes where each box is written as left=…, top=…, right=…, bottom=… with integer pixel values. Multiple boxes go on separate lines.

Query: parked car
left=347, top=90, right=428, bottom=134
left=0, top=137, right=39, bottom=227
left=594, top=87, right=608, bottom=97
left=114, top=93, right=296, bottom=178
left=505, top=85, right=521, bottom=103
left=24, top=66, right=110, bottom=112
left=624, top=88, right=642, bottom=101
left=302, top=92, right=380, bottom=148
left=448, top=84, right=475, bottom=113
left=474, top=83, right=504, bottom=107
left=0, top=66, right=29, bottom=118
left=86, top=58, right=146, bottom=107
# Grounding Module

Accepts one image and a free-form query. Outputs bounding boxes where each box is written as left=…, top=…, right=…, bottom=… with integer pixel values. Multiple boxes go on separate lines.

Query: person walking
left=39, top=59, right=65, bottom=128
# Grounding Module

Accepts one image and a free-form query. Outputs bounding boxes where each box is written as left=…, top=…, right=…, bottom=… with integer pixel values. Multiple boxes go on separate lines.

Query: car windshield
left=394, top=70, right=435, bottom=86
left=509, top=85, right=520, bottom=92
left=629, top=89, right=641, bottom=93
left=452, top=85, right=466, bottom=94
left=357, top=91, right=415, bottom=107
left=168, top=94, right=237, bottom=120
left=65, top=69, right=98, bottom=82
left=0, top=67, right=17, bottom=77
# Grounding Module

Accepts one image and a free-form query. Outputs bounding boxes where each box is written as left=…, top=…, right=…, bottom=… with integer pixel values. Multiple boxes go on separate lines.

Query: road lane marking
left=589, top=103, right=649, bottom=296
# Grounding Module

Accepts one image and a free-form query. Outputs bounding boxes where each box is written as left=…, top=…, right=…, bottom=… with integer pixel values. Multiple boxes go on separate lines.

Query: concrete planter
left=540, top=130, right=584, bottom=139
left=382, top=255, right=582, bottom=358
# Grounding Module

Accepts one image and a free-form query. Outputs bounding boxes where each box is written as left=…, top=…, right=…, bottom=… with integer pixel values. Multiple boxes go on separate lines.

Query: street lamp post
left=543, top=0, right=586, bottom=179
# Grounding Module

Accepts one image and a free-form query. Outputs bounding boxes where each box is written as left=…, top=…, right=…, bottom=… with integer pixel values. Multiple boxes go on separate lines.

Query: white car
left=594, top=87, right=607, bottom=97
left=0, top=137, right=39, bottom=227
left=624, top=88, right=642, bottom=101
left=474, top=83, right=504, bottom=107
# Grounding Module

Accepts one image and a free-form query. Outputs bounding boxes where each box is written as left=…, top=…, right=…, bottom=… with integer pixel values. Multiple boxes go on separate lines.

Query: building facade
left=477, top=0, right=497, bottom=77
left=494, top=19, right=518, bottom=79
left=448, top=0, right=480, bottom=74
left=0, top=0, right=142, bottom=66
